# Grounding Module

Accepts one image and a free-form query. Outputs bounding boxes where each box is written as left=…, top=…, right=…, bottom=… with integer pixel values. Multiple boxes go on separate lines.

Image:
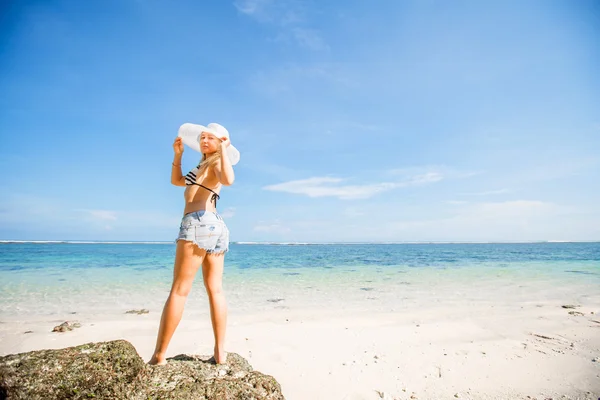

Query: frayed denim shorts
left=176, top=211, right=229, bottom=254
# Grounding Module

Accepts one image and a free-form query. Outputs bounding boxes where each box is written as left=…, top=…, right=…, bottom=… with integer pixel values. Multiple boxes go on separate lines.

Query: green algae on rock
left=0, top=340, right=284, bottom=400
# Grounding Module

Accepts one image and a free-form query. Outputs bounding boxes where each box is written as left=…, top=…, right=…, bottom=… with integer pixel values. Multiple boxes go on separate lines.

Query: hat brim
left=178, top=123, right=240, bottom=166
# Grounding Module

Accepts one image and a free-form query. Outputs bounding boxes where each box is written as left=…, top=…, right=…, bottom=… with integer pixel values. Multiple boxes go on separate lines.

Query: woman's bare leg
left=149, top=241, right=205, bottom=365
left=202, top=252, right=227, bottom=363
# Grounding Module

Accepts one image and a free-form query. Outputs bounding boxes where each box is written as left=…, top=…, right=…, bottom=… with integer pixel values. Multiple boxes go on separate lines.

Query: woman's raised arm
left=171, top=137, right=185, bottom=186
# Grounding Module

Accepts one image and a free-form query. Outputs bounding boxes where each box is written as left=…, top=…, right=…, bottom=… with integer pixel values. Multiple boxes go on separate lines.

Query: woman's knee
left=204, top=280, right=223, bottom=296
left=171, top=281, right=193, bottom=297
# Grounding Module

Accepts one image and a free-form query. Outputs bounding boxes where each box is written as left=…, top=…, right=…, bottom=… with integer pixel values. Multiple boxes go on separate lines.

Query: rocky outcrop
left=51, top=321, right=81, bottom=332
left=0, top=340, right=284, bottom=400
left=125, top=309, right=149, bottom=315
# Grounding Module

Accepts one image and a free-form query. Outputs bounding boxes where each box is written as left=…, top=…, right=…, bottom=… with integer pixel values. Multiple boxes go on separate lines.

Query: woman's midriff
left=183, top=185, right=220, bottom=215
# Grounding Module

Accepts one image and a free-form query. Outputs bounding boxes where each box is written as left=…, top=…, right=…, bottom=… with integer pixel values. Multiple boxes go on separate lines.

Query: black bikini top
left=184, top=165, right=220, bottom=207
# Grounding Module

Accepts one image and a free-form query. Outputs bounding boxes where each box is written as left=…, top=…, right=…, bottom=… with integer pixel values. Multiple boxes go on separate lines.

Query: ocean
left=1, top=242, right=599, bottom=321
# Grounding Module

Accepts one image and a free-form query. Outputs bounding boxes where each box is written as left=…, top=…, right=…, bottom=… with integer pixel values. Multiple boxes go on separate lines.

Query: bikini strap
left=192, top=183, right=220, bottom=206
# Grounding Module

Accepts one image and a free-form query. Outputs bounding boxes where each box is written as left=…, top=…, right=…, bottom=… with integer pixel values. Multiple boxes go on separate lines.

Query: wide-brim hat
left=178, top=122, right=240, bottom=165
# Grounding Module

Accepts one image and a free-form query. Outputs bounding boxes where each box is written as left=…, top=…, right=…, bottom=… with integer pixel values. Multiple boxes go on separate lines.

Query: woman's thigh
left=171, top=240, right=206, bottom=295
left=202, top=252, right=225, bottom=292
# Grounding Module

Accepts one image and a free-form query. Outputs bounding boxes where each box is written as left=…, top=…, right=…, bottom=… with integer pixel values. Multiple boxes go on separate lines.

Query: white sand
left=1, top=294, right=599, bottom=400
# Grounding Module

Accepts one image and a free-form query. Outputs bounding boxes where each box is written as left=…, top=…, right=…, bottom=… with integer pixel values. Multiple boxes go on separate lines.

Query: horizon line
left=1, top=240, right=599, bottom=245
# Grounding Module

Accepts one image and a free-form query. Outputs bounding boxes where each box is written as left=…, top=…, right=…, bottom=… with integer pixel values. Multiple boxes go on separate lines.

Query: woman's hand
left=219, top=137, right=230, bottom=152
left=173, top=137, right=184, bottom=155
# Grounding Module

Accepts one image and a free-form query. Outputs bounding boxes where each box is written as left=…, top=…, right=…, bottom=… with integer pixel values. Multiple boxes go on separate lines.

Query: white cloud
left=234, top=0, right=326, bottom=50
left=410, top=172, right=444, bottom=185
left=341, top=121, right=381, bottom=132
left=233, top=0, right=270, bottom=16
left=343, top=207, right=365, bottom=217
left=249, top=64, right=352, bottom=96
left=253, top=220, right=291, bottom=233
left=466, top=200, right=556, bottom=219
left=0, top=193, right=182, bottom=240
left=263, top=172, right=443, bottom=200
left=85, top=210, right=118, bottom=221
left=243, top=199, right=600, bottom=242
left=220, top=207, right=236, bottom=219
left=292, top=28, right=328, bottom=51
left=262, top=177, right=391, bottom=199
left=459, top=188, right=510, bottom=196
left=518, top=157, right=599, bottom=182
left=234, top=0, right=304, bottom=24
left=383, top=200, right=565, bottom=241
left=388, top=165, right=481, bottom=179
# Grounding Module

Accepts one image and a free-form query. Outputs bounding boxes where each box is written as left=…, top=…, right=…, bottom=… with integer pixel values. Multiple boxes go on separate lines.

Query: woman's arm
left=171, top=137, right=185, bottom=186
left=215, top=139, right=235, bottom=186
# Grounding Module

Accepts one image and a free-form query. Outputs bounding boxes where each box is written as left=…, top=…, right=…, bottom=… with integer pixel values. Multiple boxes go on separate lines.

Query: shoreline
left=1, top=242, right=599, bottom=398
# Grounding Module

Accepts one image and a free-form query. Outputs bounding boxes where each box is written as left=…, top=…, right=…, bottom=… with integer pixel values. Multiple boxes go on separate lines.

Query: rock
left=52, top=321, right=81, bottom=332
left=0, top=339, right=285, bottom=400
left=125, top=309, right=149, bottom=315
left=568, top=311, right=584, bottom=316
left=592, top=357, right=599, bottom=362
left=561, top=305, right=579, bottom=309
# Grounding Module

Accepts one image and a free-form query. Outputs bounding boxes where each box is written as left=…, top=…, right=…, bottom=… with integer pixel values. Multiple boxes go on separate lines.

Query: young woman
left=149, top=123, right=237, bottom=365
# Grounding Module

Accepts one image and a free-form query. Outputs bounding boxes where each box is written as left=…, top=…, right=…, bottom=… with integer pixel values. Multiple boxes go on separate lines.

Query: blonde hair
left=197, top=151, right=221, bottom=178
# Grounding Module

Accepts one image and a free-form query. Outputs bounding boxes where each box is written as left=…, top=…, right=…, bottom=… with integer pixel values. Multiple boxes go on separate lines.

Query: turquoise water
left=1, top=242, right=599, bottom=319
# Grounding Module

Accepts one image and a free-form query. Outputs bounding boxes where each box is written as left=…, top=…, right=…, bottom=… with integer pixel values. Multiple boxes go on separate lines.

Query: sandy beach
left=1, top=282, right=599, bottom=400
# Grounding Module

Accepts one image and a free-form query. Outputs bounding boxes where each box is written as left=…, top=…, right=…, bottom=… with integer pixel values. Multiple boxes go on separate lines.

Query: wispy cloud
left=263, top=172, right=443, bottom=200
left=234, top=0, right=326, bottom=51
left=233, top=0, right=269, bottom=16
left=243, top=159, right=310, bottom=180
left=518, top=157, right=599, bottom=182
left=253, top=220, right=291, bottom=233
left=249, top=63, right=352, bottom=96
left=343, top=207, right=365, bottom=217
left=387, top=166, right=482, bottom=179
left=459, top=188, right=510, bottom=196
left=0, top=193, right=181, bottom=240
left=84, top=209, right=118, bottom=221
left=243, top=200, right=600, bottom=242
left=234, top=0, right=304, bottom=24
left=466, top=200, right=556, bottom=219
left=374, top=200, right=571, bottom=242
left=220, top=207, right=236, bottom=219
left=291, top=28, right=328, bottom=51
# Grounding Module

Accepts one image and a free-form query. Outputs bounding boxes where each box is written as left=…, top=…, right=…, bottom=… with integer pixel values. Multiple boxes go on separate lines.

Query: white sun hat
left=178, top=122, right=240, bottom=166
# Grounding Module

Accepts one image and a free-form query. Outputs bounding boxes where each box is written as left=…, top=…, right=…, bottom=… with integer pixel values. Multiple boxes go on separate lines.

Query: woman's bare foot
left=148, top=354, right=167, bottom=365
left=214, top=347, right=227, bottom=364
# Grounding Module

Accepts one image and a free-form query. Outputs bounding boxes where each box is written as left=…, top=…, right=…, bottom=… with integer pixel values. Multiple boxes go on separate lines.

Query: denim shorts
left=176, top=211, right=229, bottom=254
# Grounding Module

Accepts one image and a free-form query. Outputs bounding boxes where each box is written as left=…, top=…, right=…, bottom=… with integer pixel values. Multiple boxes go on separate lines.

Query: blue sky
left=1, top=0, right=599, bottom=242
